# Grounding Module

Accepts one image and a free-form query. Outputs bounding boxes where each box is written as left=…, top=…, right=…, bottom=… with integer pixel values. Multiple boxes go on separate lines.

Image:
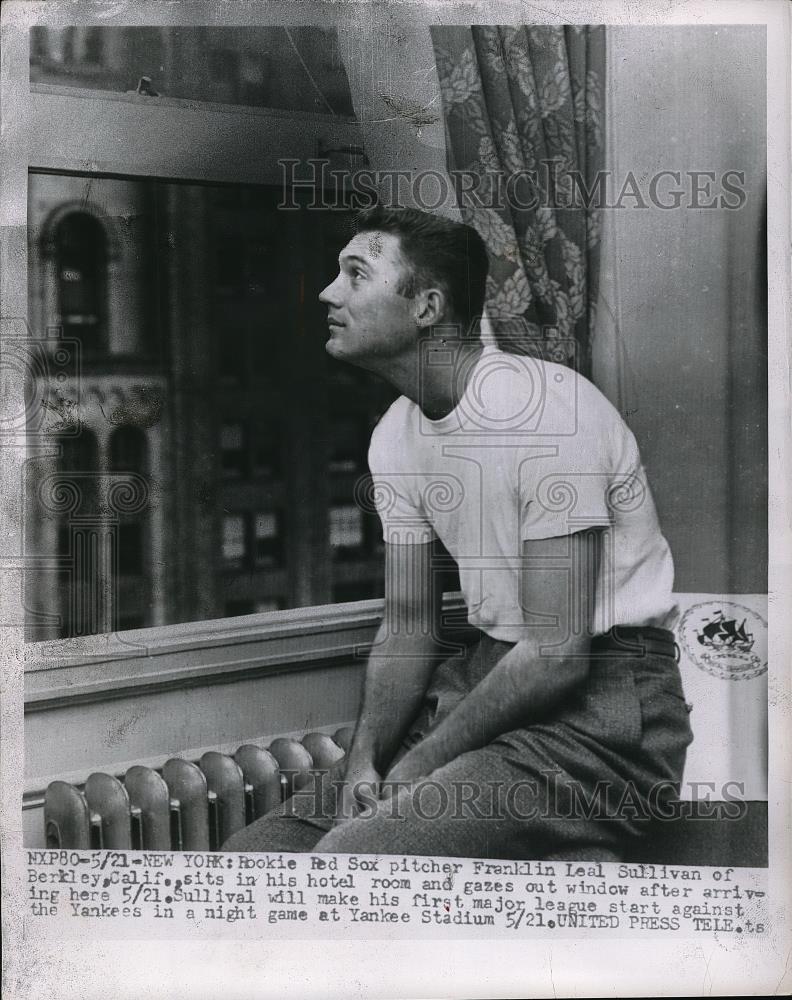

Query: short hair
left=354, top=206, right=489, bottom=335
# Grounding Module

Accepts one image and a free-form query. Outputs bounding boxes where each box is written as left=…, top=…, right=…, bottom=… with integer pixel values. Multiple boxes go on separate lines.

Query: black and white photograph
left=1, top=1, right=789, bottom=997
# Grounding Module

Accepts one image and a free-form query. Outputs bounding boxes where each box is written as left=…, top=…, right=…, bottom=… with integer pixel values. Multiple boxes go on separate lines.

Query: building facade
left=25, top=27, right=397, bottom=638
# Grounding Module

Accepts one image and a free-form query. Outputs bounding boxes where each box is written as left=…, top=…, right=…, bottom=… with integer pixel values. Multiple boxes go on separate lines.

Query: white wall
left=594, top=25, right=767, bottom=595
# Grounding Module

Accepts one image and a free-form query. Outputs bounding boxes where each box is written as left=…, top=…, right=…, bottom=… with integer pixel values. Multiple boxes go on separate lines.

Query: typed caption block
left=25, top=850, right=768, bottom=940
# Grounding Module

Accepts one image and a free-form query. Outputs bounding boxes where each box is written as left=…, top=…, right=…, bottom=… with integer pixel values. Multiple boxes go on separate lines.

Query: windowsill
left=27, top=598, right=387, bottom=667
left=30, top=82, right=359, bottom=125
left=24, top=592, right=472, bottom=710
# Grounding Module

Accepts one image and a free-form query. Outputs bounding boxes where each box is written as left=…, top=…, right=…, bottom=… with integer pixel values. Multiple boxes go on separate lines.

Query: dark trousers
left=223, top=629, right=693, bottom=860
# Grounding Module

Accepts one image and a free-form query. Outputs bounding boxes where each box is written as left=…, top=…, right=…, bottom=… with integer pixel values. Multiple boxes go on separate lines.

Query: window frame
left=28, top=83, right=361, bottom=186
left=6, top=15, right=369, bottom=675
left=24, top=90, right=369, bottom=636
left=2, top=7, right=466, bottom=700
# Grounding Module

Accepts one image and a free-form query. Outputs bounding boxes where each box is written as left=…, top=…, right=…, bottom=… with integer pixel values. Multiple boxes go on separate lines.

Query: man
left=223, top=206, right=693, bottom=860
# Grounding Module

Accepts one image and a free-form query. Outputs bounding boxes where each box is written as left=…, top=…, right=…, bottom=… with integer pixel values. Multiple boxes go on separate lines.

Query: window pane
left=254, top=599, right=282, bottom=613
left=109, top=426, right=148, bottom=474
left=220, top=422, right=247, bottom=478
left=56, top=212, right=107, bottom=353
left=222, top=515, right=246, bottom=561
left=25, top=173, right=396, bottom=639
left=255, top=512, right=278, bottom=539
left=221, top=423, right=244, bottom=451
left=30, top=26, right=356, bottom=117
left=254, top=511, right=282, bottom=567
left=118, top=522, right=144, bottom=576
left=329, top=504, right=364, bottom=550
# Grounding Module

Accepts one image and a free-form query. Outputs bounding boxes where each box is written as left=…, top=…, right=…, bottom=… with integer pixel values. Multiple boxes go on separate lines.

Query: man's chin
left=324, top=335, right=344, bottom=358
left=325, top=335, right=370, bottom=372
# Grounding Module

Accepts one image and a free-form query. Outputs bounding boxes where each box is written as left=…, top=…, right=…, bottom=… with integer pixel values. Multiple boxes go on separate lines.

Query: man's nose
left=319, top=275, right=342, bottom=306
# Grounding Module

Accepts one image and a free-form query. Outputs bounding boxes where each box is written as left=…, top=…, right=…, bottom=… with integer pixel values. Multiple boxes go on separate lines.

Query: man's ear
left=414, top=287, right=446, bottom=328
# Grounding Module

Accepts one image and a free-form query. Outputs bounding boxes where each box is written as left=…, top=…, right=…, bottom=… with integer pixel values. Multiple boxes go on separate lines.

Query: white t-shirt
left=368, top=344, right=678, bottom=642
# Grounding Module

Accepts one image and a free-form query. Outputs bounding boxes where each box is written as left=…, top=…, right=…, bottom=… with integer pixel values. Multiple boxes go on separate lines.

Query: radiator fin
left=44, top=731, right=348, bottom=850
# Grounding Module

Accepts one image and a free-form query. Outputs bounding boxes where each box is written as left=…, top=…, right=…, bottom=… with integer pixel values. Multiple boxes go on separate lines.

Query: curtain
left=431, top=26, right=605, bottom=374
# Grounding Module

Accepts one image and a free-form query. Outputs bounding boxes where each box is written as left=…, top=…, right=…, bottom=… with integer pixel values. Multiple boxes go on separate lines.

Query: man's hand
left=333, top=760, right=382, bottom=825
left=380, top=740, right=439, bottom=799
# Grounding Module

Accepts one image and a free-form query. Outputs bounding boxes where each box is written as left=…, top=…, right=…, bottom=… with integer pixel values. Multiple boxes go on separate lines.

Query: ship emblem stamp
left=678, top=601, right=767, bottom=680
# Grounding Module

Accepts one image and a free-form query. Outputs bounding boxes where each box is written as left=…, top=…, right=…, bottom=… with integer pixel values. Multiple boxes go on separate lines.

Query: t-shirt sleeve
left=516, top=392, right=642, bottom=541
left=367, top=413, right=437, bottom=546
left=517, top=450, right=614, bottom=540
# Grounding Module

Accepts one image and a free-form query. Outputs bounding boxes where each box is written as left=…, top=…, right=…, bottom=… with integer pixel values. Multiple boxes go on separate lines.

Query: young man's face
left=319, top=230, right=419, bottom=369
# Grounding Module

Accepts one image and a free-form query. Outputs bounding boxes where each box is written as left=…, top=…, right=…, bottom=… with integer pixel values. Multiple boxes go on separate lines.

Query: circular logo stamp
left=678, top=601, right=767, bottom=680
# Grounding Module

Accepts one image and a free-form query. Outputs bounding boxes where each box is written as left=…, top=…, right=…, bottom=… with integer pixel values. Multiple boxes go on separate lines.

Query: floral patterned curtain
left=431, top=26, right=605, bottom=374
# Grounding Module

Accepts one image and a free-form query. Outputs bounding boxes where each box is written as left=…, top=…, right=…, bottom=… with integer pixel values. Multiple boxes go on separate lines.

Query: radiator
left=44, top=727, right=353, bottom=851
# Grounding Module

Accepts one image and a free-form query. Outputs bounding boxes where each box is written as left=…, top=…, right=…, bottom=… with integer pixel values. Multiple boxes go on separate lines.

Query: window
left=220, top=422, right=247, bottom=479
left=29, top=26, right=356, bottom=115
left=61, top=27, right=75, bottom=64
left=55, top=212, right=107, bottom=354
left=254, top=598, right=283, bottom=613
left=30, top=26, right=48, bottom=62
left=109, top=427, right=150, bottom=588
left=117, top=523, right=144, bottom=577
left=51, top=430, right=104, bottom=636
left=58, top=430, right=100, bottom=513
left=109, top=426, right=148, bottom=475
left=29, top=173, right=402, bottom=623
left=329, top=504, right=364, bottom=554
left=254, top=511, right=281, bottom=567
left=83, top=28, right=105, bottom=66
left=21, top=20, right=409, bottom=642
left=222, top=514, right=247, bottom=565
left=27, top=172, right=396, bottom=633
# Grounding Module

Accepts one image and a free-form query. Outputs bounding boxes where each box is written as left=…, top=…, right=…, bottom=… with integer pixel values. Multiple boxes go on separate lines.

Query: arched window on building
left=109, top=426, right=150, bottom=630
left=110, top=424, right=148, bottom=477
left=57, top=430, right=100, bottom=518
left=56, top=429, right=101, bottom=638
left=55, top=212, right=108, bottom=355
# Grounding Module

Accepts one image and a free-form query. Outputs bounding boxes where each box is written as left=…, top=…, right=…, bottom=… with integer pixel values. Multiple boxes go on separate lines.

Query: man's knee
left=313, top=781, right=454, bottom=855
left=221, top=812, right=328, bottom=853
left=221, top=816, right=278, bottom=853
left=220, top=764, right=348, bottom=853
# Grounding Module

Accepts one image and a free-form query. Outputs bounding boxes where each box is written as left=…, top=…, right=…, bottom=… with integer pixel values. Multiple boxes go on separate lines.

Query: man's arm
left=383, top=529, right=601, bottom=788
left=338, top=539, right=444, bottom=817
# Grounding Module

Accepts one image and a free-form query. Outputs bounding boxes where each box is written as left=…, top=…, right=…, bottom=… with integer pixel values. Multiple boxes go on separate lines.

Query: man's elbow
left=509, top=635, right=591, bottom=690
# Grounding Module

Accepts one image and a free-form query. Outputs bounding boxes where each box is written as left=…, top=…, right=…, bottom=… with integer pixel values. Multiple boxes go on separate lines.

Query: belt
left=590, top=626, right=678, bottom=661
